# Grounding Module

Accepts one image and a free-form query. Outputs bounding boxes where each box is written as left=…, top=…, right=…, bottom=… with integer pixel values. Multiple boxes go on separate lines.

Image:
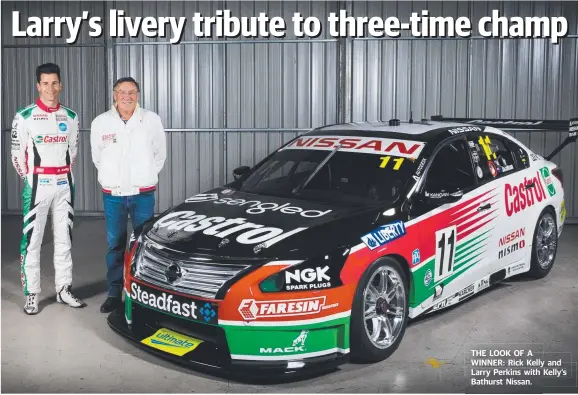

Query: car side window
left=424, top=139, right=476, bottom=195
left=508, top=142, right=531, bottom=169
left=466, top=134, right=518, bottom=184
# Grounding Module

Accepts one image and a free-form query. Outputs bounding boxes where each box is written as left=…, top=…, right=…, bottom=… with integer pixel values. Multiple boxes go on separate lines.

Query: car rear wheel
left=528, top=208, right=558, bottom=279
left=350, top=257, right=409, bottom=363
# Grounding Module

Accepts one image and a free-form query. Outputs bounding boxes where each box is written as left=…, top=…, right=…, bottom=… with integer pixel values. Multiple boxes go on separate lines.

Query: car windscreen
left=238, top=136, right=424, bottom=206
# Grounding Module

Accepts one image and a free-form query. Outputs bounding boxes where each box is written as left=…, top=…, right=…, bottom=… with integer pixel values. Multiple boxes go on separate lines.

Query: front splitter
left=107, top=309, right=349, bottom=381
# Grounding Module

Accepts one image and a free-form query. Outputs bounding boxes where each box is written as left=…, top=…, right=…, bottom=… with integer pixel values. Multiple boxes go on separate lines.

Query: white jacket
left=90, top=104, right=167, bottom=196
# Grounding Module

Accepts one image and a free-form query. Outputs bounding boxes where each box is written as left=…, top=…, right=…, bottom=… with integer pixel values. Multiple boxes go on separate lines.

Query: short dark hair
left=113, top=77, right=140, bottom=92
left=36, top=63, right=61, bottom=83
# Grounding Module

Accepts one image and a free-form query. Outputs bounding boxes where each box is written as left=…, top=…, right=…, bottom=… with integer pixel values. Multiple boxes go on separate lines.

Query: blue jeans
left=103, top=191, right=155, bottom=297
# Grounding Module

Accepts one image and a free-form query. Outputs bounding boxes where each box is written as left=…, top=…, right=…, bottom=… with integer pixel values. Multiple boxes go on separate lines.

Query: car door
left=465, top=132, right=532, bottom=276
left=409, top=136, right=497, bottom=313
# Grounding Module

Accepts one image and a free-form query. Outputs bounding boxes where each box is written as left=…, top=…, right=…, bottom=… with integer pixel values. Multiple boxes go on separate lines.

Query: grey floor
left=2, top=215, right=577, bottom=393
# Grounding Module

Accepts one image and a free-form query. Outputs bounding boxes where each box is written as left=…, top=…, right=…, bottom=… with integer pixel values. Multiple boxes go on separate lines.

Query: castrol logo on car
left=35, top=135, right=68, bottom=144
left=504, top=171, right=547, bottom=217
left=281, top=135, right=425, bottom=159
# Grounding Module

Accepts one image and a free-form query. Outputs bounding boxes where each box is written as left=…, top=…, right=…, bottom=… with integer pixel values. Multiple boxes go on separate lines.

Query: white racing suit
left=11, top=99, right=79, bottom=295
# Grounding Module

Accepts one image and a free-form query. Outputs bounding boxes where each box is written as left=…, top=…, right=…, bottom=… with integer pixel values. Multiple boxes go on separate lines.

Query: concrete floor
left=2, top=215, right=577, bottom=393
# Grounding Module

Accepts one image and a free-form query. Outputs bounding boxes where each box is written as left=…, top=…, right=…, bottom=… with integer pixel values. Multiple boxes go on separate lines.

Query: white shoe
left=56, top=285, right=86, bottom=308
left=24, top=294, right=39, bottom=315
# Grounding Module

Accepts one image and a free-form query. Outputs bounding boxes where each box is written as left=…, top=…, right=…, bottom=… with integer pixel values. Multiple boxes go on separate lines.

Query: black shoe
left=100, top=296, right=121, bottom=313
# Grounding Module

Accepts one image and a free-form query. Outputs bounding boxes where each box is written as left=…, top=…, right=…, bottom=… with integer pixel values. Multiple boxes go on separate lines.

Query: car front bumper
left=107, top=303, right=350, bottom=379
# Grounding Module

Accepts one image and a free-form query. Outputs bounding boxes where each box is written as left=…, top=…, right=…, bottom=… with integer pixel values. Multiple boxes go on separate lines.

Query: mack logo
left=260, top=346, right=305, bottom=353
left=283, top=135, right=425, bottom=159
left=467, top=120, right=543, bottom=126
left=259, top=330, right=309, bottom=354
left=505, top=172, right=547, bottom=217
left=238, top=297, right=327, bottom=320
left=154, top=211, right=307, bottom=248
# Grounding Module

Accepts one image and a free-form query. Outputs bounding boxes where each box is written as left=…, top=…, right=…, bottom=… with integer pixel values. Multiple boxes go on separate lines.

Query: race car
left=108, top=116, right=576, bottom=376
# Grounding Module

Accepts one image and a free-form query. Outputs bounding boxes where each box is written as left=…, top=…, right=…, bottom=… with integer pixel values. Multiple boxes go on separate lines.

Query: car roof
left=307, top=120, right=510, bottom=143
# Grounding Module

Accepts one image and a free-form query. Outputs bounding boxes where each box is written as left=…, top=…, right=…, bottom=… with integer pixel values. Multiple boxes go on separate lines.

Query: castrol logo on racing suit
left=35, top=135, right=68, bottom=144
left=504, top=171, right=547, bottom=217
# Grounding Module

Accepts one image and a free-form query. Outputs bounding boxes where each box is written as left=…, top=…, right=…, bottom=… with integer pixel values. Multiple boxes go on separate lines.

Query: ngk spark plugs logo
left=237, top=296, right=328, bottom=320
left=284, top=266, right=331, bottom=291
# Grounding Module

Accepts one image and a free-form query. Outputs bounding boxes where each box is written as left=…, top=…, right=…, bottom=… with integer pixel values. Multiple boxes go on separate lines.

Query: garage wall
left=2, top=1, right=577, bottom=222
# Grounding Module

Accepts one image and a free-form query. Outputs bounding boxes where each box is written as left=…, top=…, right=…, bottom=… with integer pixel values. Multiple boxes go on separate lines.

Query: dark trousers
left=103, top=191, right=155, bottom=297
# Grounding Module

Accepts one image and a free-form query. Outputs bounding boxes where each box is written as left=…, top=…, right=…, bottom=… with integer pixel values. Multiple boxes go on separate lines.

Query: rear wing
left=430, top=115, right=577, bottom=161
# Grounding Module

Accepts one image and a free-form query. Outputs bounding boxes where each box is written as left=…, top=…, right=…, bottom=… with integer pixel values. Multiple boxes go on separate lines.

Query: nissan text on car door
left=108, top=116, right=576, bottom=376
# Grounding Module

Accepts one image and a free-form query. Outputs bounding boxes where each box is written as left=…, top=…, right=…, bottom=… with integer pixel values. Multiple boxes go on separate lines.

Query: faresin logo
left=238, top=297, right=327, bottom=320
left=504, top=172, right=547, bottom=217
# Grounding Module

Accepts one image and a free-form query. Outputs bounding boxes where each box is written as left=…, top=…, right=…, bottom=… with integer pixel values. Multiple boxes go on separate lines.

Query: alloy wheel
left=535, top=213, right=557, bottom=269
left=363, top=266, right=406, bottom=349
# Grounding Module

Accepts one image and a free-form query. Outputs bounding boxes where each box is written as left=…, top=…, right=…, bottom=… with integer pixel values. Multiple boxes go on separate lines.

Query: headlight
left=259, top=247, right=350, bottom=293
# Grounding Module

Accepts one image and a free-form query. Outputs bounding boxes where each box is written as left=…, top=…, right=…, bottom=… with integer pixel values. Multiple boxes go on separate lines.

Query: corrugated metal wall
left=2, top=1, right=577, bottom=222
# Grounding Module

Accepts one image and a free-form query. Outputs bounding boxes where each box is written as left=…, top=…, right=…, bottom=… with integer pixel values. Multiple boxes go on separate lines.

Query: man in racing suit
left=11, top=63, right=86, bottom=314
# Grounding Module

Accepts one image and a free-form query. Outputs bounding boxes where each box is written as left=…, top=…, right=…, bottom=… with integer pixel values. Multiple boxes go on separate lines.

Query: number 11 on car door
left=434, top=225, right=457, bottom=283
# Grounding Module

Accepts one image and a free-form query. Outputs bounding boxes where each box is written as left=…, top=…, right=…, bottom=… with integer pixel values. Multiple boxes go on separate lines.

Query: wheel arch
left=381, top=253, right=412, bottom=300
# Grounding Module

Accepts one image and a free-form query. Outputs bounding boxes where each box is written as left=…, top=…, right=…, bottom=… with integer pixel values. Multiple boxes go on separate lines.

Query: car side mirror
left=233, top=166, right=250, bottom=180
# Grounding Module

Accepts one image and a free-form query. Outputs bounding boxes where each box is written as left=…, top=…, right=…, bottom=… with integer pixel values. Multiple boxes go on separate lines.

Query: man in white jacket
left=90, top=77, right=167, bottom=313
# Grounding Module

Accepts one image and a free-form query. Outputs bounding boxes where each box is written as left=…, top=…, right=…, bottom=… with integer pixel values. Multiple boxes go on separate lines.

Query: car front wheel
left=350, top=257, right=409, bottom=363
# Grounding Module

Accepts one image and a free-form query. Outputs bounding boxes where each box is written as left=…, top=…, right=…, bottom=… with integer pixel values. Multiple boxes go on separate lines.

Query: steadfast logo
left=285, top=266, right=331, bottom=291
left=238, top=296, right=327, bottom=320
left=130, top=282, right=198, bottom=319
left=154, top=211, right=307, bottom=247
left=505, top=172, right=547, bottom=216
left=282, top=135, right=425, bottom=159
